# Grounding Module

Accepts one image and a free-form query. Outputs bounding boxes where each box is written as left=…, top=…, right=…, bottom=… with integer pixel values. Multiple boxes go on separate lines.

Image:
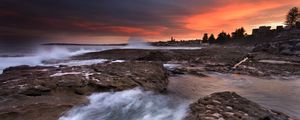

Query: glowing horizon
left=0, top=0, right=299, bottom=44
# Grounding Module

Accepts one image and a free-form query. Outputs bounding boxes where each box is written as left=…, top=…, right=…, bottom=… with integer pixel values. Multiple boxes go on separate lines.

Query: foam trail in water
left=59, top=88, right=189, bottom=120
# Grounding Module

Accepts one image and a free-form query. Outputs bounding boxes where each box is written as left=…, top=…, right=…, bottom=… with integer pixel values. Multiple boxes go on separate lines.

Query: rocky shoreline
left=0, top=61, right=168, bottom=120
left=0, top=44, right=299, bottom=120
left=72, top=44, right=299, bottom=78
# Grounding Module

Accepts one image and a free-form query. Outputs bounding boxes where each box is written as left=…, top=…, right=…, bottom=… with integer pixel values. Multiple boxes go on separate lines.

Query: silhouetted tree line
left=201, top=27, right=246, bottom=44
left=201, top=6, right=300, bottom=44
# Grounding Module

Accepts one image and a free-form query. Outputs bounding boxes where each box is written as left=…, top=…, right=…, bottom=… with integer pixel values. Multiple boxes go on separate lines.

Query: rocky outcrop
left=253, top=39, right=300, bottom=56
left=228, top=40, right=300, bottom=77
left=252, top=28, right=300, bottom=58
left=72, top=47, right=251, bottom=66
left=0, top=61, right=168, bottom=95
left=72, top=47, right=299, bottom=78
left=0, top=61, right=168, bottom=120
left=185, top=92, right=292, bottom=120
left=72, top=49, right=188, bottom=61
left=74, top=48, right=247, bottom=62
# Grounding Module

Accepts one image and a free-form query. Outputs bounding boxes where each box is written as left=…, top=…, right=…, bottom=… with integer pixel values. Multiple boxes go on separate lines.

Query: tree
left=170, top=36, right=176, bottom=42
left=208, top=34, right=216, bottom=43
left=232, top=27, right=246, bottom=39
left=285, top=7, right=299, bottom=28
left=202, top=33, right=208, bottom=43
left=216, top=31, right=230, bottom=43
left=226, top=33, right=231, bottom=40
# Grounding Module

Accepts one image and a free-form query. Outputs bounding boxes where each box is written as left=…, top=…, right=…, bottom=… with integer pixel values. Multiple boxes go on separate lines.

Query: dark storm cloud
left=1, top=0, right=297, bottom=44
left=0, top=0, right=216, bottom=43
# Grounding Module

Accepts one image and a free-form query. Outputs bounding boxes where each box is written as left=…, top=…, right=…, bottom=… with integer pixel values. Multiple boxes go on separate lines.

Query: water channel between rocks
left=168, top=73, right=300, bottom=119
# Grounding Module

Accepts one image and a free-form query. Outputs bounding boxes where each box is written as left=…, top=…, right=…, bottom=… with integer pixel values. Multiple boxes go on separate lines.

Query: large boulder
left=0, top=61, right=168, bottom=120
left=185, top=92, right=291, bottom=120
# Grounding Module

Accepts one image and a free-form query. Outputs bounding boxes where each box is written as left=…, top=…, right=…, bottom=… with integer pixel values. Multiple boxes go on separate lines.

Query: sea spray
left=0, top=46, right=97, bottom=74
left=59, top=88, right=190, bottom=120
left=35, top=46, right=96, bottom=59
left=123, top=37, right=153, bottom=49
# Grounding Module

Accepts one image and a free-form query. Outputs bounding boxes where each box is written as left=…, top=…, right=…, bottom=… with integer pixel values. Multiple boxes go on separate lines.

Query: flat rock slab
left=72, top=48, right=250, bottom=65
left=185, top=91, right=292, bottom=120
left=0, top=61, right=168, bottom=120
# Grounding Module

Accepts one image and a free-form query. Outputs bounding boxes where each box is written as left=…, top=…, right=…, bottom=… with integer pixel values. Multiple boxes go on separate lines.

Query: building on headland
left=276, top=26, right=284, bottom=31
left=251, top=24, right=300, bottom=42
left=251, top=26, right=284, bottom=38
left=296, top=22, right=300, bottom=29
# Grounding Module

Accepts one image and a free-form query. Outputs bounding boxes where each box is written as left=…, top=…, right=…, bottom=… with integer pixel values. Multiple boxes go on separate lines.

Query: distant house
left=296, top=22, right=300, bottom=29
left=252, top=26, right=284, bottom=38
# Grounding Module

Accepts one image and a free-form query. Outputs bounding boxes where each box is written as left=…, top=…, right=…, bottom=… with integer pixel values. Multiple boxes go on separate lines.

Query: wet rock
left=168, top=67, right=186, bottom=75
left=72, top=49, right=174, bottom=61
left=185, top=91, right=292, bottom=120
left=253, top=39, right=300, bottom=56
left=295, top=43, right=300, bottom=50
left=72, top=49, right=155, bottom=60
left=188, top=70, right=208, bottom=77
left=0, top=61, right=168, bottom=120
left=72, top=47, right=251, bottom=65
left=18, top=85, right=51, bottom=96
left=0, top=61, right=168, bottom=95
left=136, top=50, right=173, bottom=61
left=230, top=53, right=300, bottom=77
left=280, top=49, right=294, bottom=55
left=205, top=64, right=231, bottom=73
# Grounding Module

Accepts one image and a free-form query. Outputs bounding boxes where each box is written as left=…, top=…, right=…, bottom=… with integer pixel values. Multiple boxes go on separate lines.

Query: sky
left=0, top=0, right=299, bottom=44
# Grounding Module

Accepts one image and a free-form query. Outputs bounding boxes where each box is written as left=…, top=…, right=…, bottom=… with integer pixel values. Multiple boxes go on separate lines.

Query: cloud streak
left=0, top=0, right=299, bottom=43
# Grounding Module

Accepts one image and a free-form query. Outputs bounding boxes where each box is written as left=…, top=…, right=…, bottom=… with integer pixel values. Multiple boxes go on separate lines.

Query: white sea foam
left=0, top=44, right=201, bottom=74
left=50, top=72, right=81, bottom=77
left=112, top=60, right=125, bottom=63
left=59, top=88, right=189, bottom=120
left=0, top=47, right=98, bottom=74
left=123, top=37, right=154, bottom=49
left=48, top=59, right=108, bottom=67
left=163, top=64, right=181, bottom=70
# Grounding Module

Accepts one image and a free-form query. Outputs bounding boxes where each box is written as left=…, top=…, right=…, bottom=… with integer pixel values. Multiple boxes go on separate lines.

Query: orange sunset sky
left=0, top=0, right=300, bottom=44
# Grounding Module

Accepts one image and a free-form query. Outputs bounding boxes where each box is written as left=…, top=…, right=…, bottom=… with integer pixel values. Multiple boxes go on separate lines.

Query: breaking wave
left=59, top=88, right=189, bottom=120
left=123, top=37, right=153, bottom=49
left=0, top=47, right=97, bottom=73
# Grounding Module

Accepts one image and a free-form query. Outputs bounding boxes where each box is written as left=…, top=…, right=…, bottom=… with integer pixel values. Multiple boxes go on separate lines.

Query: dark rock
left=188, top=70, right=208, bottom=77
left=253, top=39, right=300, bottom=56
left=0, top=61, right=168, bottom=120
left=185, top=91, right=291, bottom=120
left=72, top=49, right=176, bottom=61
left=137, top=51, right=173, bottom=61
left=169, top=67, right=186, bottom=75
left=72, top=49, right=154, bottom=60
left=294, top=43, right=300, bottom=51
left=205, top=64, right=231, bottom=73
left=0, top=61, right=168, bottom=96
left=18, top=85, right=51, bottom=96
left=72, top=48, right=251, bottom=65
left=280, top=49, right=293, bottom=55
